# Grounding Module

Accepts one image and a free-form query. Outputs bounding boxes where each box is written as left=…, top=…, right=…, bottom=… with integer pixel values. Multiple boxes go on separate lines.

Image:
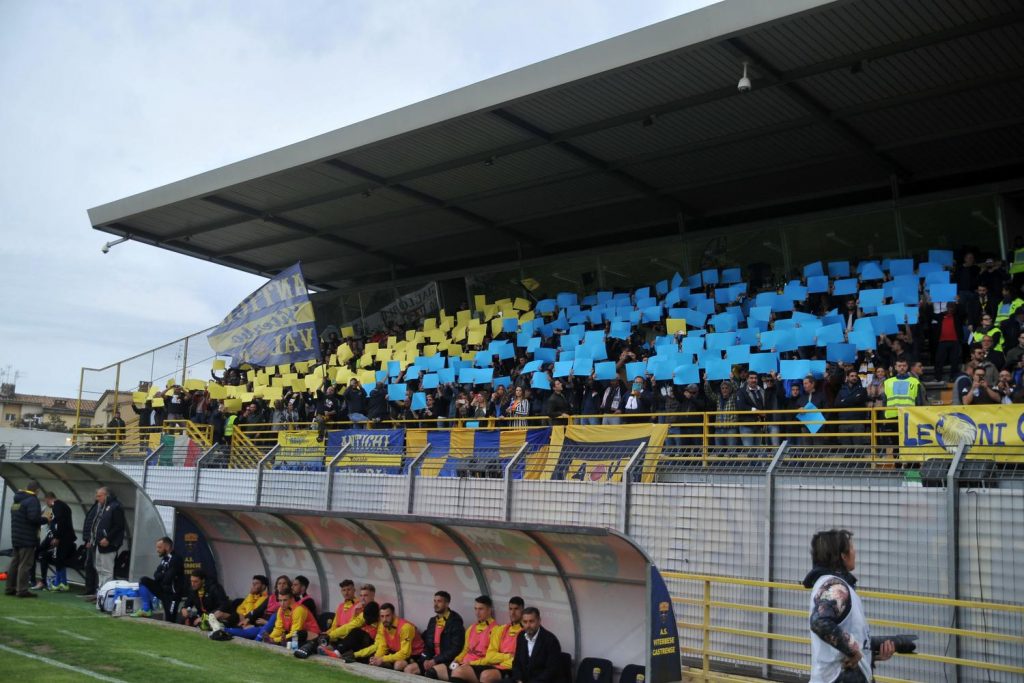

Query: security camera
left=737, top=62, right=751, bottom=93
left=101, top=235, right=129, bottom=254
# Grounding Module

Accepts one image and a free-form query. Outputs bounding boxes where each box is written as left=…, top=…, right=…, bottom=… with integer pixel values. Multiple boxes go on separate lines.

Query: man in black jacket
left=179, top=569, right=232, bottom=628
left=510, top=607, right=563, bottom=683
left=835, top=368, right=870, bottom=444
left=135, top=536, right=185, bottom=620
left=40, top=491, right=76, bottom=591
left=80, top=499, right=99, bottom=597
left=90, top=486, right=126, bottom=590
left=405, top=590, right=465, bottom=677
left=6, top=480, right=43, bottom=597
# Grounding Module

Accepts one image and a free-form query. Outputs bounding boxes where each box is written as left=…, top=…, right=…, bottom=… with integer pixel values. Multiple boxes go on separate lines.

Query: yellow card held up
left=132, top=391, right=147, bottom=406
left=212, top=359, right=226, bottom=370
left=423, top=345, right=438, bottom=357
left=358, top=370, right=377, bottom=387
left=474, top=294, right=487, bottom=310
left=467, top=328, right=486, bottom=346
left=224, top=399, right=242, bottom=412
left=207, top=384, right=226, bottom=400
left=666, top=318, right=687, bottom=335
left=184, top=379, right=205, bottom=391
left=151, top=397, right=165, bottom=407
left=364, top=342, right=379, bottom=356
left=514, top=297, right=531, bottom=311
left=490, top=317, right=504, bottom=336
left=456, top=310, right=471, bottom=324
left=424, top=318, right=437, bottom=330
left=340, top=326, right=355, bottom=338
left=338, top=344, right=354, bottom=363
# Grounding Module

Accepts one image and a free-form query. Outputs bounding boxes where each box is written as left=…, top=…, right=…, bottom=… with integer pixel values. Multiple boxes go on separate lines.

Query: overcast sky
left=0, top=0, right=717, bottom=398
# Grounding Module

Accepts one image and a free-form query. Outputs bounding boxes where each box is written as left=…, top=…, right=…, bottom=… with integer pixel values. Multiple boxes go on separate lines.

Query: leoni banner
left=207, top=262, right=320, bottom=367
left=898, top=405, right=1023, bottom=458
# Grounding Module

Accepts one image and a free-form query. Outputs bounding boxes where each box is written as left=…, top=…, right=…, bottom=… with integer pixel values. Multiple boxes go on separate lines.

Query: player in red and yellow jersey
left=369, top=602, right=425, bottom=670
left=453, top=596, right=524, bottom=683
left=433, top=595, right=497, bottom=680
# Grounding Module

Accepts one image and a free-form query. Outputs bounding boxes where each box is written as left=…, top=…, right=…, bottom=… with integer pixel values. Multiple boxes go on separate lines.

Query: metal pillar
left=406, top=445, right=431, bottom=514
left=945, top=442, right=968, bottom=683
left=762, top=440, right=790, bottom=680
left=502, top=443, right=530, bottom=522
left=254, top=444, right=280, bottom=507
left=620, top=441, right=647, bottom=534
left=323, top=443, right=351, bottom=510
left=191, top=445, right=220, bottom=502
left=141, top=443, right=166, bottom=489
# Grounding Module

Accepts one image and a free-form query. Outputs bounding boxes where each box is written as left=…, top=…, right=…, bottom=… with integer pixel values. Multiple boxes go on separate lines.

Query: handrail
left=141, top=442, right=166, bottom=488
left=20, top=445, right=40, bottom=461
left=665, top=570, right=1024, bottom=679
left=97, top=443, right=120, bottom=463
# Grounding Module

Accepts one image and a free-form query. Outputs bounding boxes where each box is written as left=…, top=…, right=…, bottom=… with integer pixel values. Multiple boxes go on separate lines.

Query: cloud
left=0, top=0, right=716, bottom=396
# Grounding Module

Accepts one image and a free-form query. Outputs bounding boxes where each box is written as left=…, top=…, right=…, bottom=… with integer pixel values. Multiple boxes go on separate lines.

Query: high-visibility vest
left=1010, top=248, right=1024, bottom=276
left=224, top=415, right=237, bottom=436
left=883, top=375, right=921, bottom=418
left=995, top=298, right=1023, bottom=325
left=971, top=328, right=1004, bottom=352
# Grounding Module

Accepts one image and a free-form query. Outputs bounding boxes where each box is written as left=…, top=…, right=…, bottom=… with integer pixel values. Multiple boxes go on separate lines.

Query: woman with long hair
left=507, top=385, right=531, bottom=428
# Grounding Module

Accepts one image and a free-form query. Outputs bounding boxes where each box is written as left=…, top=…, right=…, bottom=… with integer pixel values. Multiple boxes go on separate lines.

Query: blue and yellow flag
left=207, top=262, right=320, bottom=366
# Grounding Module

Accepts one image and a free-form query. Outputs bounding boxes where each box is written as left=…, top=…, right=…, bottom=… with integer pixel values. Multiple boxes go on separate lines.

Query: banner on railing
left=648, top=566, right=682, bottom=683
left=529, top=423, right=668, bottom=482
left=406, top=427, right=551, bottom=477
left=276, top=429, right=322, bottom=462
left=325, top=428, right=405, bottom=472
left=899, top=405, right=1023, bottom=457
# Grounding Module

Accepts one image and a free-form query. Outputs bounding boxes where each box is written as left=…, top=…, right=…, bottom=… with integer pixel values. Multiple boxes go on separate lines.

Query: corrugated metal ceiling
left=92, top=0, right=1024, bottom=290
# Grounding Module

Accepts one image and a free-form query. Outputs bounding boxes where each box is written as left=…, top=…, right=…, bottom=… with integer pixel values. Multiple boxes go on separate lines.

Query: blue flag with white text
left=207, top=262, right=320, bottom=366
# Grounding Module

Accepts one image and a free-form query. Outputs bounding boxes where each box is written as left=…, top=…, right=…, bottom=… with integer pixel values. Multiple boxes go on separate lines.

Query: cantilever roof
left=89, top=0, right=1024, bottom=290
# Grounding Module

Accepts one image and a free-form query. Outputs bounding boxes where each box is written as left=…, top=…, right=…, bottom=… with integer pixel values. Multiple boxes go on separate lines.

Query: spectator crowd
left=116, top=248, right=1024, bottom=447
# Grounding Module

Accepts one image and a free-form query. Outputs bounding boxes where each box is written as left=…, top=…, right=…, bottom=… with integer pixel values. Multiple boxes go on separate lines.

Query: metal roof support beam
left=198, top=195, right=414, bottom=268
left=97, top=8, right=1023, bottom=253
left=325, top=159, right=538, bottom=246
left=722, top=37, right=909, bottom=180
left=490, top=108, right=700, bottom=218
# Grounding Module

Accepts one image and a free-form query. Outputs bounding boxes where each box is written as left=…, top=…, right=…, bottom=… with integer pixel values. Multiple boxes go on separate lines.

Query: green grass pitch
left=0, top=590, right=376, bottom=682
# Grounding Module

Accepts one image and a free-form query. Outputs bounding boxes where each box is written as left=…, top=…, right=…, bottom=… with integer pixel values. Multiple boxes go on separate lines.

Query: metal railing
left=669, top=570, right=1024, bottom=683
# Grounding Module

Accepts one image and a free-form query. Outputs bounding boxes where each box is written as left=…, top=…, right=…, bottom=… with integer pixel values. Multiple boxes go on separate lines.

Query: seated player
left=315, top=581, right=376, bottom=657
left=453, top=596, right=524, bottom=683
left=404, top=590, right=465, bottom=676
left=268, top=587, right=321, bottom=647
left=229, top=574, right=269, bottom=627
left=322, top=601, right=381, bottom=662
left=437, top=595, right=496, bottom=681
left=368, top=602, right=425, bottom=670
left=223, top=574, right=290, bottom=641
left=178, top=569, right=231, bottom=629
left=292, top=574, right=318, bottom=616
left=133, top=536, right=184, bottom=620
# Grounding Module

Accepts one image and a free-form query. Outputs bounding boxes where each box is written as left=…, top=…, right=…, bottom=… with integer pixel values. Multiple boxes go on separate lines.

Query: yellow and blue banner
left=899, top=405, right=1023, bottom=459
left=276, top=430, right=322, bottom=462
left=407, top=427, right=551, bottom=477
left=326, top=428, right=406, bottom=472
left=207, top=262, right=319, bottom=366
left=528, top=423, right=668, bottom=482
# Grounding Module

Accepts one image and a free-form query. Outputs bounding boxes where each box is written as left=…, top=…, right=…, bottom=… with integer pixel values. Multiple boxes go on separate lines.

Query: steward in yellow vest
left=883, top=360, right=923, bottom=419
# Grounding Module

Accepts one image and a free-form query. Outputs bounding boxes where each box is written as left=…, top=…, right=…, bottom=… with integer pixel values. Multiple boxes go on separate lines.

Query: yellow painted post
left=702, top=579, right=712, bottom=673
left=870, top=409, right=877, bottom=449
left=702, top=413, right=710, bottom=467
left=74, top=367, right=85, bottom=444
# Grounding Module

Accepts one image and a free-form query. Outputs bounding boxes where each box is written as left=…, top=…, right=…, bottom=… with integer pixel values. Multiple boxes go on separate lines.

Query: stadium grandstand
left=4, top=1, right=1024, bottom=682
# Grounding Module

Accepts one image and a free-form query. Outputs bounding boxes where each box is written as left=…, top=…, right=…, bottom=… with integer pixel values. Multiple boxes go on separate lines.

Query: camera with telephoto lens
left=871, top=634, right=918, bottom=654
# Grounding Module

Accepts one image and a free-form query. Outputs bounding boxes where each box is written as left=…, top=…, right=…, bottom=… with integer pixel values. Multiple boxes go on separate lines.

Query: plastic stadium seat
left=560, top=652, right=574, bottom=683
left=318, top=611, right=335, bottom=632
left=576, top=657, right=613, bottom=683
left=619, top=664, right=645, bottom=683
